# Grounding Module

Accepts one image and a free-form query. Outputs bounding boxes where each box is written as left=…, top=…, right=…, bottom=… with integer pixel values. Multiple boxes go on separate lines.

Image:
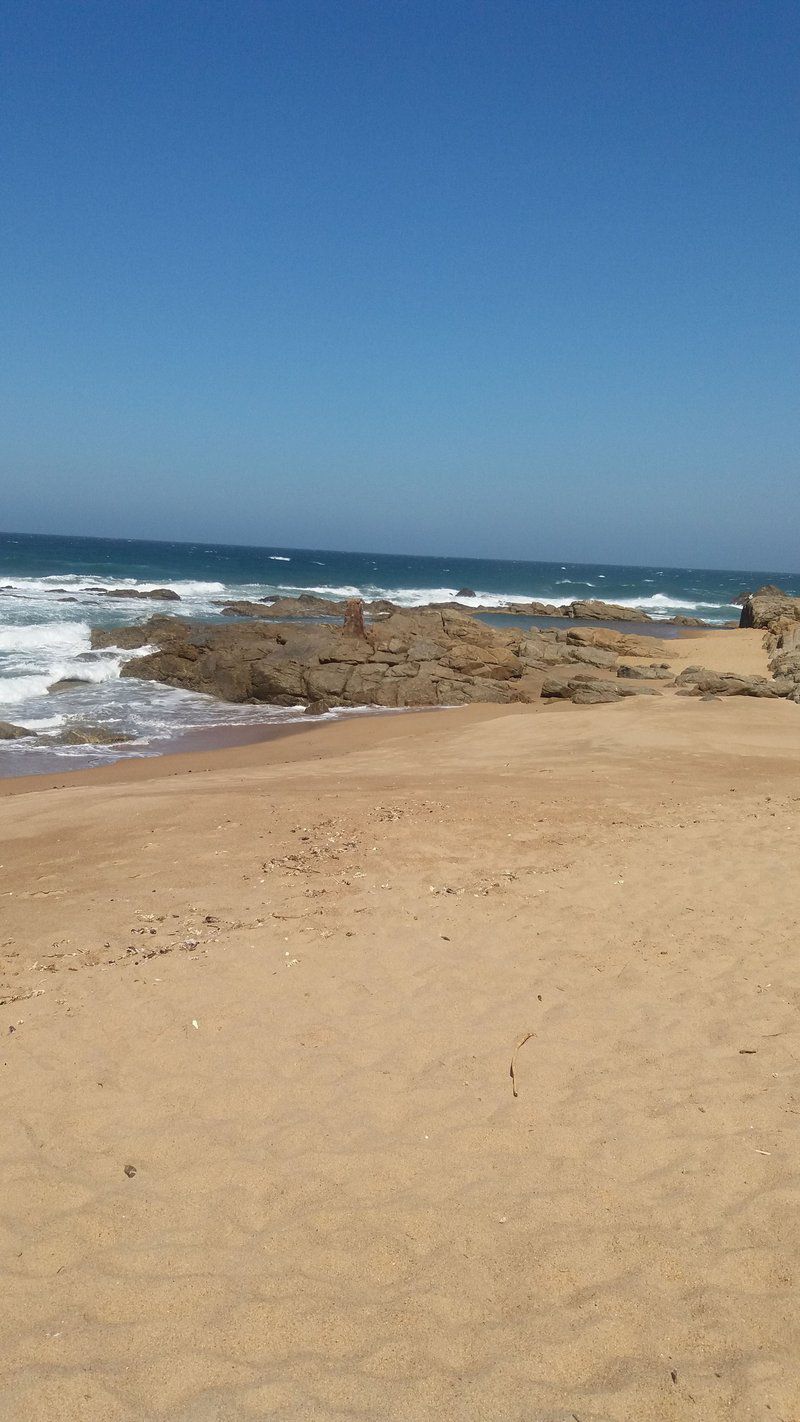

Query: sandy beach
left=2, top=629, right=799, bottom=1421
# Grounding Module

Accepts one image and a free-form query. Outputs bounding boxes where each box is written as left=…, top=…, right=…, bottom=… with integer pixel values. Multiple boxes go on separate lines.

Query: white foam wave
left=0, top=619, right=127, bottom=710
left=268, top=555, right=291, bottom=562
left=0, top=620, right=90, bottom=655
left=264, top=581, right=734, bottom=615
left=0, top=674, right=54, bottom=704
left=0, top=575, right=225, bottom=598
left=599, top=593, right=732, bottom=615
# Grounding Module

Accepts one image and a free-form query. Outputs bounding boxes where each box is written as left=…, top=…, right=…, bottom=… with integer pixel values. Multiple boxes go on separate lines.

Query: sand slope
left=1, top=670, right=799, bottom=1419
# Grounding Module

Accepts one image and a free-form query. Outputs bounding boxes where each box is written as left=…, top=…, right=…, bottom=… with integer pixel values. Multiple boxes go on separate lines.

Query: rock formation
left=88, top=586, right=181, bottom=601
left=106, top=607, right=671, bottom=711
left=0, top=721, right=34, bottom=739
left=343, top=598, right=366, bottom=636
left=56, top=723, right=135, bottom=745
left=738, top=587, right=800, bottom=633
left=211, top=591, right=713, bottom=626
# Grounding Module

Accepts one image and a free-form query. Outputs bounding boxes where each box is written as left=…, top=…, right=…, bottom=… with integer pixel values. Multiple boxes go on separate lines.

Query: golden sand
left=1, top=630, right=798, bottom=1420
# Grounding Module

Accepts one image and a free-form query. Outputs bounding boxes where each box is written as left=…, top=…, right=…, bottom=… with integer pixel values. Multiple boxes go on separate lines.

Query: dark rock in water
left=246, top=594, right=344, bottom=619
left=304, top=698, right=332, bottom=715
left=48, top=677, right=91, bottom=693
left=455, top=587, right=476, bottom=598
left=88, top=586, right=180, bottom=601
left=90, top=619, right=174, bottom=651
left=671, top=615, right=707, bottom=626
left=57, top=723, right=135, bottom=745
left=218, top=600, right=275, bottom=617
left=58, top=596, right=79, bottom=603
left=0, top=721, right=34, bottom=739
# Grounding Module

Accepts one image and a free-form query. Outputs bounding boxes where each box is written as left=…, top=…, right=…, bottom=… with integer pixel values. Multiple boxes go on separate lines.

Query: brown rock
left=57, top=724, right=135, bottom=745
left=48, top=678, right=91, bottom=693
left=89, top=586, right=180, bottom=601
left=739, top=589, right=800, bottom=632
left=617, top=664, right=672, bottom=680
left=343, top=599, right=367, bottom=637
left=0, top=721, right=34, bottom=739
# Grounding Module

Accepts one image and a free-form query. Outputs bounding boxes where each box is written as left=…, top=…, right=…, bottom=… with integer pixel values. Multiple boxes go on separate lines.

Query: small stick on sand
left=510, top=1031, right=535, bottom=1097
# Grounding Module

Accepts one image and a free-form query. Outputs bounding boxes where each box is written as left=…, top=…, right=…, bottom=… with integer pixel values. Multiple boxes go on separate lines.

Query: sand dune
left=1, top=634, right=799, bottom=1420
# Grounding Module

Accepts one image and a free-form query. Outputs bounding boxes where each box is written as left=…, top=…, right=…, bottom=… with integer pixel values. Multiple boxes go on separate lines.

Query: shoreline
left=0, top=625, right=763, bottom=794
left=0, top=700, right=485, bottom=796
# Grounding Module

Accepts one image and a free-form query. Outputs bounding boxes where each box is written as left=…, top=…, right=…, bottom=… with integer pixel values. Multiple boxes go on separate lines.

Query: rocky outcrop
left=110, top=608, right=672, bottom=712
left=739, top=588, right=800, bottom=633
left=541, top=676, right=662, bottom=704
left=0, top=721, right=34, bottom=739
left=214, top=591, right=714, bottom=626
left=91, top=618, right=176, bottom=651
left=734, top=584, right=786, bottom=606
left=618, top=663, right=672, bottom=680
left=674, top=667, right=799, bottom=700
left=343, top=598, right=366, bottom=636
left=565, top=599, right=640, bottom=621
left=89, top=586, right=181, bottom=601
left=218, top=594, right=342, bottom=619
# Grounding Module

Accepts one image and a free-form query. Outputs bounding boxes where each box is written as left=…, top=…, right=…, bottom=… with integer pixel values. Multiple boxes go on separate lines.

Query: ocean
left=1, top=529, right=796, bottom=776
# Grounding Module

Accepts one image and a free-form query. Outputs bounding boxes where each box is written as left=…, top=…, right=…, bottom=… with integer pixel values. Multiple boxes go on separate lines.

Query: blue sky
left=2, top=0, right=798, bottom=565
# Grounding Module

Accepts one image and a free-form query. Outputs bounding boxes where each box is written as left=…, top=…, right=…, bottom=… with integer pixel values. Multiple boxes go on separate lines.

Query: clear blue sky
left=2, top=0, right=798, bottom=566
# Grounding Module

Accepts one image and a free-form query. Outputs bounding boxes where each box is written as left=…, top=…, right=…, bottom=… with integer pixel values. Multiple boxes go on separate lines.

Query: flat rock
left=89, top=586, right=181, bottom=601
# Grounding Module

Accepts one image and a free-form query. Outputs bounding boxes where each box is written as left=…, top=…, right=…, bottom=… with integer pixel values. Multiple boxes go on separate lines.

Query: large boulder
left=57, top=723, right=135, bottom=745
left=674, top=667, right=796, bottom=698
left=566, top=599, right=648, bottom=621
left=618, top=663, right=672, bottom=680
left=0, top=721, right=34, bottom=739
left=739, top=588, right=800, bottom=632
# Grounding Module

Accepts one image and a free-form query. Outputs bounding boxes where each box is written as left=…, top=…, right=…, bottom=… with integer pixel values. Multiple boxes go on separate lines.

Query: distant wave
left=0, top=574, right=225, bottom=598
